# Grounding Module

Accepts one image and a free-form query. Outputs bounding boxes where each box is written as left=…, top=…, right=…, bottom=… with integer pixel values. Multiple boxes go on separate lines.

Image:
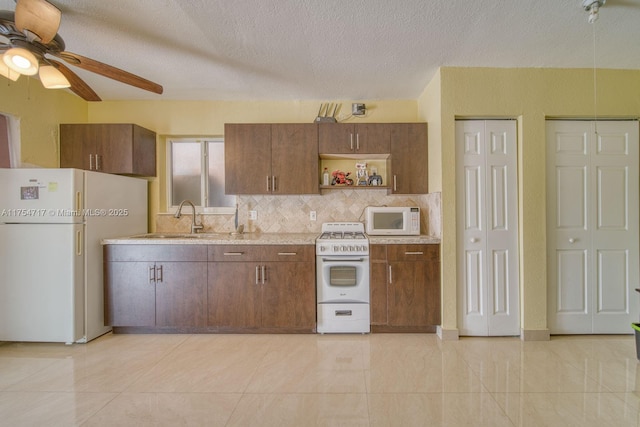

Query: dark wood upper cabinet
left=318, top=123, right=391, bottom=154
left=225, top=123, right=318, bottom=195
left=390, top=123, right=428, bottom=194
left=60, top=123, right=156, bottom=177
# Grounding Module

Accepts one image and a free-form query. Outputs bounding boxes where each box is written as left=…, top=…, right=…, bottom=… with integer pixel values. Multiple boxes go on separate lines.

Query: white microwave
left=364, top=206, right=420, bottom=236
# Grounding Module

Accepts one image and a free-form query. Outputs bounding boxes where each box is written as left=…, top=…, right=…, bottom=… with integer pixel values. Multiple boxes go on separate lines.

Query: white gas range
left=316, top=222, right=370, bottom=334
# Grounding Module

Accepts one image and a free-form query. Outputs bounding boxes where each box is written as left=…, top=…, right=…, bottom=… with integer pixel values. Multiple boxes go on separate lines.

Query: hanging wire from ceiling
left=583, top=0, right=605, bottom=135
left=591, top=14, right=599, bottom=135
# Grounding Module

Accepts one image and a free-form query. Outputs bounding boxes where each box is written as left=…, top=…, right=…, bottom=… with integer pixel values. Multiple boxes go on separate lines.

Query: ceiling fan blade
left=48, top=58, right=101, bottom=101
left=15, top=0, right=61, bottom=44
left=55, top=51, right=163, bottom=95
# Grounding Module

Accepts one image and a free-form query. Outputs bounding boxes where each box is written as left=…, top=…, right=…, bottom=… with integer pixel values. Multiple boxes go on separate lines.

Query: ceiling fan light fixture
left=39, top=65, right=70, bottom=89
left=3, top=47, right=39, bottom=76
left=0, top=55, right=21, bottom=82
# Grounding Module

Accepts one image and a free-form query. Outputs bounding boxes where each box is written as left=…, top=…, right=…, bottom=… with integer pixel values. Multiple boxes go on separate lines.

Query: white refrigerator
left=0, top=168, right=147, bottom=344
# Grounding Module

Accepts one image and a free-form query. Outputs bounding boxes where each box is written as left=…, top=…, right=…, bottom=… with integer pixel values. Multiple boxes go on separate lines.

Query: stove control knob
left=349, top=245, right=355, bottom=251
left=341, top=245, right=346, bottom=251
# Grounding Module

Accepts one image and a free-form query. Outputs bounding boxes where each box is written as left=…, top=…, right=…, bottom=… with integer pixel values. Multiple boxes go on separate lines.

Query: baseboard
left=437, top=326, right=459, bottom=341
left=520, top=329, right=550, bottom=341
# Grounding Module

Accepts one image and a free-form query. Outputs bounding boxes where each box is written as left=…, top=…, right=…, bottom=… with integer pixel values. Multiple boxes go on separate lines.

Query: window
left=0, top=113, right=20, bottom=167
left=167, top=138, right=235, bottom=213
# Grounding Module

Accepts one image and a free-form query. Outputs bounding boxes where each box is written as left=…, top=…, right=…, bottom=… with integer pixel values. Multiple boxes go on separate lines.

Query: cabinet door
left=224, top=124, right=272, bottom=194
left=390, top=123, right=428, bottom=194
left=155, top=262, right=207, bottom=327
left=387, top=245, right=440, bottom=327
left=261, top=261, right=315, bottom=329
left=369, top=245, right=388, bottom=325
left=207, top=262, right=261, bottom=327
left=318, top=123, right=355, bottom=154
left=59, top=124, right=95, bottom=170
left=104, top=262, right=156, bottom=326
left=354, top=124, right=391, bottom=154
left=131, top=125, right=157, bottom=176
left=271, top=124, right=319, bottom=194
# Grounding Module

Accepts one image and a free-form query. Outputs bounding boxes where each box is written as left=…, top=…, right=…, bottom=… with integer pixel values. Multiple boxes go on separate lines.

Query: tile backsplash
left=158, top=190, right=441, bottom=237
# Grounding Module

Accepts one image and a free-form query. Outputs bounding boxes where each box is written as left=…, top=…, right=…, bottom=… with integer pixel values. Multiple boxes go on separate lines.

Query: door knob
left=569, top=238, right=576, bottom=243
left=470, top=238, right=478, bottom=243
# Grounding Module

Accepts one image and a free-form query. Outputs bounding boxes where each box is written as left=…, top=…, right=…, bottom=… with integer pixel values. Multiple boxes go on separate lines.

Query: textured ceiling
left=1, top=0, right=640, bottom=101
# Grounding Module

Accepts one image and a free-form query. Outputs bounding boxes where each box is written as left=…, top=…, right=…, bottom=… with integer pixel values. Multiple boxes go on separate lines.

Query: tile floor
left=1, top=333, right=639, bottom=426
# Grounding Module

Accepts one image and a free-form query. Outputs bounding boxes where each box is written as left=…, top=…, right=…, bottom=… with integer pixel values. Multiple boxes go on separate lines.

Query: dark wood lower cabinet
left=370, top=244, right=440, bottom=332
left=104, top=244, right=316, bottom=333
left=207, top=262, right=261, bottom=328
left=261, top=262, right=315, bottom=329
left=104, top=245, right=208, bottom=329
left=207, top=245, right=316, bottom=332
left=155, top=262, right=207, bottom=327
left=105, top=261, right=156, bottom=327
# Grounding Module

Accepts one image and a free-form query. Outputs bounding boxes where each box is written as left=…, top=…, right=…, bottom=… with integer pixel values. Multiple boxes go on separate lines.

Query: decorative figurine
left=368, top=166, right=383, bottom=186
left=331, top=170, right=354, bottom=186
left=355, top=162, right=368, bottom=186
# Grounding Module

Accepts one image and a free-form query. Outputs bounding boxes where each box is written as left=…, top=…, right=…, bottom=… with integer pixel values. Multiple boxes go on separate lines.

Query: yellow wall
left=433, top=67, right=640, bottom=335
left=0, top=77, right=87, bottom=166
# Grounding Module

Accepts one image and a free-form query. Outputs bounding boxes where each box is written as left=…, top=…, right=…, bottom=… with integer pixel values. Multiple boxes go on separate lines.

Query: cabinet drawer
left=260, top=245, right=314, bottom=262
left=208, top=244, right=314, bottom=262
left=387, top=244, right=439, bottom=261
left=208, top=245, right=264, bottom=261
left=105, top=244, right=207, bottom=262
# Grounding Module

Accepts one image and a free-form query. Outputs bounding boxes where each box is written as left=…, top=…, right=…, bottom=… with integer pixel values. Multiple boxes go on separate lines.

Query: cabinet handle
left=149, top=265, right=156, bottom=283
left=266, top=176, right=271, bottom=192
left=393, top=175, right=397, bottom=191
left=156, top=265, right=163, bottom=283
left=335, top=310, right=352, bottom=316
left=277, top=252, right=297, bottom=256
left=405, top=251, right=424, bottom=255
left=255, top=265, right=260, bottom=285
left=389, top=265, right=393, bottom=284
left=569, top=238, right=576, bottom=243
left=272, top=176, right=276, bottom=192
left=223, top=252, right=244, bottom=256
left=95, top=154, right=101, bottom=171
left=356, top=133, right=360, bottom=151
left=470, top=238, right=478, bottom=243
left=89, top=154, right=93, bottom=170
left=261, top=265, right=267, bottom=284
left=350, top=133, right=354, bottom=150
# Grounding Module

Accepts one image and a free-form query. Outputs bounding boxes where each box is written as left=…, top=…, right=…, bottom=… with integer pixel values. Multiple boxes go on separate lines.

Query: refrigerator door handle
left=75, top=191, right=83, bottom=212
left=75, top=229, right=82, bottom=256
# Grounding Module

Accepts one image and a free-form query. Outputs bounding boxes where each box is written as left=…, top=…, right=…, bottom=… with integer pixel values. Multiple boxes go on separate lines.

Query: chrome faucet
left=174, top=200, right=204, bottom=234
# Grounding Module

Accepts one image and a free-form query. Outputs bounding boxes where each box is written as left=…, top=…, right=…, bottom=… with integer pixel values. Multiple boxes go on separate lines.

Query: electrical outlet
left=249, top=210, right=257, bottom=220
left=310, top=211, right=317, bottom=221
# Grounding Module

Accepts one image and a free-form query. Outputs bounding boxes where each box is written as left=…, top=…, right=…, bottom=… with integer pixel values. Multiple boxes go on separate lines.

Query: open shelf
left=319, top=155, right=389, bottom=188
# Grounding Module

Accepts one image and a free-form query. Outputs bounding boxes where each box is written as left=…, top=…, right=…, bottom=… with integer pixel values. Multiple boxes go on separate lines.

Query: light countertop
left=102, top=232, right=441, bottom=245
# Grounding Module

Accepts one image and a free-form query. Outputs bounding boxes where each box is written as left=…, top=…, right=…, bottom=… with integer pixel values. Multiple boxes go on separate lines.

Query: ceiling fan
left=0, top=0, right=163, bottom=101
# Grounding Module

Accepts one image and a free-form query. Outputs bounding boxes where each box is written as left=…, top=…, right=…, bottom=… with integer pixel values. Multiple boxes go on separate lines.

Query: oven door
left=316, top=256, right=370, bottom=303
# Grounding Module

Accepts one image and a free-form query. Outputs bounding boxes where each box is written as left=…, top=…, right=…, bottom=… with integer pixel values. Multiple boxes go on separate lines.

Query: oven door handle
left=321, top=258, right=367, bottom=263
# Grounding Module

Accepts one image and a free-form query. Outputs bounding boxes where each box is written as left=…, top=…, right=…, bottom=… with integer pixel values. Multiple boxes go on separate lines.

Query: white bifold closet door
left=547, top=120, right=639, bottom=334
left=456, top=120, right=520, bottom=336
